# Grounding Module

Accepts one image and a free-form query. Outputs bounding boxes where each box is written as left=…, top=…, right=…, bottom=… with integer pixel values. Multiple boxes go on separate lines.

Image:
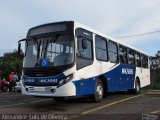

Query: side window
left=95, top=35, right=107, bottom=61
left=128, top=49, right=135, bottom=66
left=77, top=38, right=92, bottom=59
left=108, top=41, right=119, bottom=63
left=141, top=54, right=148, bottom=68
left=76, top=28, right=93, bottom=70
left=145, top=56, right=149, bottom=68
left=141, top=54, right=145, bottom=68
left=119, top=45, right=127, bottom=64
left=135, top=52, right=141, bottom=67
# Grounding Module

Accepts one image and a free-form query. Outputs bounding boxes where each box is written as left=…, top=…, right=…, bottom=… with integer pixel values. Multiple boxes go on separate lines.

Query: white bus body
left=20, top=21, right=150, bottom=102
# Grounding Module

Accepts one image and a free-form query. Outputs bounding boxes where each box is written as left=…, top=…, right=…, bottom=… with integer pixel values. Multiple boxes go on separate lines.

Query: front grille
left=23, top=68, right=63, bottom=77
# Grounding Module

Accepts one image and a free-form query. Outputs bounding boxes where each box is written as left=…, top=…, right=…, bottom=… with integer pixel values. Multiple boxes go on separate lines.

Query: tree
left=150, top=52, right=160, bottom=89
left=0, top=50, right=23, bottom=80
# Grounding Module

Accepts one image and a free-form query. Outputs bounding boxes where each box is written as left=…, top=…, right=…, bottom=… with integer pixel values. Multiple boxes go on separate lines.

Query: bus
left=18, top=21, right=150, bottom=102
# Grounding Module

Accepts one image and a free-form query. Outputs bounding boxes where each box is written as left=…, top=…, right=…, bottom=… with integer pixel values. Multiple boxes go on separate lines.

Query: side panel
left=105, top=64, right=136, bottom=92
left=135, top=67, right=150, bottom=88
left=72, top=77, right=96, bottom=96
left=73, top=64, right=136, bottom=96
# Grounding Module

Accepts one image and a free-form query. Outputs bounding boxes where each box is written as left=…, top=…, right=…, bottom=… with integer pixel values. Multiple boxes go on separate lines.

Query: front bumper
left=22, top=81, right=76, bottom=97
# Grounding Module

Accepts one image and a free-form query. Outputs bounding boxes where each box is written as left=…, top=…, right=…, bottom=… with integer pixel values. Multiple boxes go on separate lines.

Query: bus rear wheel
left=92, top=79, right=104, bottom=103
left=134, top=79, right=140, bottom=94
left=128, top=79, right=140, bottom=94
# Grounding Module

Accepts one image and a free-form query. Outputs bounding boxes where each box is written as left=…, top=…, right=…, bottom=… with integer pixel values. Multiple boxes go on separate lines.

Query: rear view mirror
left=82, top=38, right=88, bottom=49
left=18, top=43, right=21, bottom=55
left=18, top=39, right=26, bottom=56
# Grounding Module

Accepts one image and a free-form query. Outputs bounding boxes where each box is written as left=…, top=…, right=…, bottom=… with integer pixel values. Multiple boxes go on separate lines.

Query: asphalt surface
left=0, top=91, right=160, bottom=120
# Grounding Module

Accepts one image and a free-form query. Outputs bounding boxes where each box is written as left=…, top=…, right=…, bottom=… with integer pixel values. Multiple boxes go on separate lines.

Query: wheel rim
left=96, top=84, right=103, bottom=99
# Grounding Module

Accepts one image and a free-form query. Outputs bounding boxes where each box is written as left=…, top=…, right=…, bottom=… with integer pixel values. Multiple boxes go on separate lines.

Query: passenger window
left=76, top=28, right=93, bottom=70
left=95, top=35, right=107, bottom=61
left=77, top=38, right=92, bottom=59
left=145, top=56, right=148, bottom=68
left=141, top=54, right=148, bottom=68
left=135, top=52, right=141, bottom=67
left=119, top=45, right=128, bottom=64
left=108, top=41, right=119, bottom=63
left=128, top=49, right=135, bottom=66
left=141, top=54, right=146, bottom=68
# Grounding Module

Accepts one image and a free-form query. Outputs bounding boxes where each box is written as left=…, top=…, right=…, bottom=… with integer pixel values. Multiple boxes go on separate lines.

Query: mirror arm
left=18, top=38, right=26, bottom=44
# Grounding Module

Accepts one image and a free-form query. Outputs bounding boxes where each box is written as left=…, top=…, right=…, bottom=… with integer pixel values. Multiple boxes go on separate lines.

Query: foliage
left=0, top=50, right=23, bottom=80
left=150, top=56, right=160, bottom=89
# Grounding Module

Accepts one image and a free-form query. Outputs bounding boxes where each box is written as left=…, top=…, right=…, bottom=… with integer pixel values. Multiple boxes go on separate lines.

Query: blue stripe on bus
left=72, top=77, right=97, bottom=96
left=73, top=64, right=136, bottom=96
left=23, top=73, right=65, bottom=86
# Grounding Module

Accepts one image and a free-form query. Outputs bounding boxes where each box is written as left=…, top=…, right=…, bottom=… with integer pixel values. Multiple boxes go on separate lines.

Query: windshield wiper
left=36, top=40, right=41, bottom=61
left=43, top=35, right=60, bottom=58
left=46, top=35, right=60, bottom=48
left=34, top=35, right=60, bottom=66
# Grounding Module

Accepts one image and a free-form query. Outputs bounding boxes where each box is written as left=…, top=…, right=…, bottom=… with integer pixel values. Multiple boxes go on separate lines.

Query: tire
left=128, top=79, right=140, bottom=94
left=134, top=79, right=140, bottom=94
left=54, top=97, right=65, bottom=102
left=92, top=79, right=104, bottom=103
left=2, top=85, right=8, bottom=92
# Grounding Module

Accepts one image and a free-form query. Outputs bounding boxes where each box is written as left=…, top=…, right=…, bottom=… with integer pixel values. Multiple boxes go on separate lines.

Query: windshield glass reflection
left=24, top=34, right=74, bottom=68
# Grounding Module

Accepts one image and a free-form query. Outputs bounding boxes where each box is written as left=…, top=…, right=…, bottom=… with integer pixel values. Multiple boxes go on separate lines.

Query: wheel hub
left=96, top=85, right=103, bottom=99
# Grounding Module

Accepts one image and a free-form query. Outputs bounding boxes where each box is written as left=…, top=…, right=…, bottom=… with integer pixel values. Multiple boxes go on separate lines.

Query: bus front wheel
left=92, top=79, right=104, bottom=103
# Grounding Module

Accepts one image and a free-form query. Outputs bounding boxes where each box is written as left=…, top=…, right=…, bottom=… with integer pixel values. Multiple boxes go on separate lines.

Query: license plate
left=45, top=87, right=51, bottom=92
left=34, top=87, right=45, bottom=92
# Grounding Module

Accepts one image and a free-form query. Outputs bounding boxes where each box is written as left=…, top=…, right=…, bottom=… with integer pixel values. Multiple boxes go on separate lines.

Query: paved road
left=0, top=91, right=160, bottom=120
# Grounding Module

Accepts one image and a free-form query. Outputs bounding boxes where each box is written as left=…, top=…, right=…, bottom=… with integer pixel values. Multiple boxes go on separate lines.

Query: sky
left=0, top=0, right=160, bottom=56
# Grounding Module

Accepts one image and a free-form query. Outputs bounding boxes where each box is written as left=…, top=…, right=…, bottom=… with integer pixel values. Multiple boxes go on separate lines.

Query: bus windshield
left=24, top=34, right=74, bottom=68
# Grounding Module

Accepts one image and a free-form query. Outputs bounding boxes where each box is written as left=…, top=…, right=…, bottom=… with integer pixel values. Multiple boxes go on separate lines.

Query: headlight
left=58, top=74, right=73, bottom=87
